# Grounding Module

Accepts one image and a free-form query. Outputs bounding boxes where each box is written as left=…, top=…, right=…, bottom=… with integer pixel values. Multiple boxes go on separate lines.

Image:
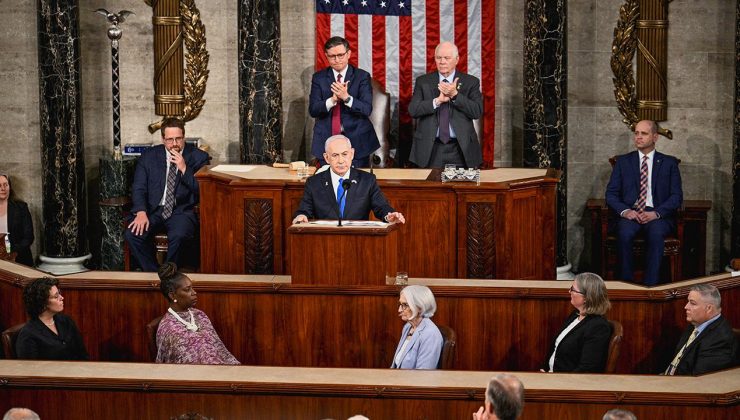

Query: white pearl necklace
left=168, top=308, right=199, bottom=332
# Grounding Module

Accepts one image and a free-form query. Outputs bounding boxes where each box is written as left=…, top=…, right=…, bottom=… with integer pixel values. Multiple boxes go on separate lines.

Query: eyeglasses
left=163, top=137, right=184, bottom=144
left=398, top=302, right=410, bottom=310
left=569, top=286, right=585, bottom=295
left=49, top=291, right=63, bottom=300
left=326, top=51, right=349, bottom=60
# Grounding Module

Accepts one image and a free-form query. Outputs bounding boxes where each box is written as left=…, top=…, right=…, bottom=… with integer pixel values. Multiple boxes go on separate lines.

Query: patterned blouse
left=155, top=308, right=240, bottom=365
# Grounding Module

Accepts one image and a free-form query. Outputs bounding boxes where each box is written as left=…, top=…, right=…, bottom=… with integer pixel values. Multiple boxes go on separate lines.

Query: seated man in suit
left=309, top=36, right=379, bottom=168
left=292, top=135, right=404, bottom=224
left=605, top=120, right=682, bottom=285
left=663, top=284, right=735, bottom=375
left=125, top=118, right=210, bottom=271
left=408, top=41, right=483, bottom=168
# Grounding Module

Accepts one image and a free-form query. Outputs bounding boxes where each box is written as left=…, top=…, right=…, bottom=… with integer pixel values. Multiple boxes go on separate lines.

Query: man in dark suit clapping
left=292, top=135, right=404, bottom=225
left=605, top=120, right=683, bottom=285
left=408, top=41, right=483, bottom=168
left=125, top=118, right=210, bottom=271
left=309, top=37, right=379, bottom=168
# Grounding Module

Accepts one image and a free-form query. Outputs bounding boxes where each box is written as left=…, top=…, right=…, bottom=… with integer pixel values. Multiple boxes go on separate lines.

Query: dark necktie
left=438, top=79, right=451, bottom=144
left=636, top=155, right=648, bottom=212
left=332, top=73, right=342, bottom=135
left=162, top=163, right=177, bottom=219
left=336, top=178, right=346, bottom=217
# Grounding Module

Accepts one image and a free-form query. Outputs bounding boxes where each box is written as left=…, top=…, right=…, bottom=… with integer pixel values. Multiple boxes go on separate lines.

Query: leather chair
left=436, top=324, right=457, bottom=369
left=146, top=315, right=164, bottom=361
left=590, top=157, right=683, bottom=283
left=1, top=322, right=26, bottom=359
left=0, top=233, right=17, bottom=262
left=368, top=78, right=392, bottom=168
left=604, top=320, right=624, bottom=374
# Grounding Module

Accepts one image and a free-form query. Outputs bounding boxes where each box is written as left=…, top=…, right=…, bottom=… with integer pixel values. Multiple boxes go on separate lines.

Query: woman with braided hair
left=155, top=262, right=239, bottom=365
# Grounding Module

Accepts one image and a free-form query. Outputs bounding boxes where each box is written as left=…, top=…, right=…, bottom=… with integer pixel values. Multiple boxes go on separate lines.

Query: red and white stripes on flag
left=315, top=0, right=496, bottom=167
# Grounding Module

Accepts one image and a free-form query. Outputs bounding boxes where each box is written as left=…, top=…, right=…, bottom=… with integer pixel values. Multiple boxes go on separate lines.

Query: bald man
left=3, top=408, right=40, bottom=420
left=408, top=41, right=483, bottom=168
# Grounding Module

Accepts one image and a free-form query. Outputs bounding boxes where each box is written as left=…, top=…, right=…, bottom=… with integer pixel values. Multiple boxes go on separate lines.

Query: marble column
left=523, top=0, right=569, bottom=278
left=99, top=157, right=137, bottom=271
left=732, top=0, right=740, bottom=262
left=238, top=0, right=283, bottom=164
left=36, top=0, right=90, bottom=273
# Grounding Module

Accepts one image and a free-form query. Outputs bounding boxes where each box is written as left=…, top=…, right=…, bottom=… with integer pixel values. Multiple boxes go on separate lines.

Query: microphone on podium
left=337, top=179, right=352, bottom=226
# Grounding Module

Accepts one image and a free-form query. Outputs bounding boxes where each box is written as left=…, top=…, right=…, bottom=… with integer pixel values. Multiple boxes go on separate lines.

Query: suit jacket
left=294, top=169, right=394, bottom=221
left=309, top=65, right=380, bottom=160
left=408, top=71, right=483, bottom=168
left=15, top=314, right=88, bottom=361
left=542, top=311, right=613, bottom=373
left=605, top=150, right=683, bottom=219
left=131, top=144, right=210, bottom=217
left=391, top=317, right=443, bottom=369
left=6, top=199, right=34, bottom=266
left=669, top=315, right=736, bottom=376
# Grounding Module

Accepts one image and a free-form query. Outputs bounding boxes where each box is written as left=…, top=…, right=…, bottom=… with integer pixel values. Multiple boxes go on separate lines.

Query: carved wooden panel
left=243, top=198, right=273, bottom=274
left=466, top=202, right=495, bottom=278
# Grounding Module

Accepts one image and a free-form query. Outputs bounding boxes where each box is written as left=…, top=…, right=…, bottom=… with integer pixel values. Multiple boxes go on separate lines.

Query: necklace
left=43, top=319, right=55, bottom=327
left=168, top=308, right=198, bottom=332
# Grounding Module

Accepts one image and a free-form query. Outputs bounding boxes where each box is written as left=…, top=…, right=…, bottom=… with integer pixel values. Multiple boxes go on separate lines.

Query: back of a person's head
left=603, top=408, right=637, bottom=420
left=3, top=408, right=40, bottom=420
left=486, top=373, right=525, bottom=420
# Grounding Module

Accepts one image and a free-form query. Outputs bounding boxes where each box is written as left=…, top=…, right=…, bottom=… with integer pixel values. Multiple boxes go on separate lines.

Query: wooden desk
left=0, top=361, right=736, bottom=420
left=1, top=261, right=737, bottom=373
left=288, top=221, right=400, bottom=285
left=196, top=166, right=560, bottom=280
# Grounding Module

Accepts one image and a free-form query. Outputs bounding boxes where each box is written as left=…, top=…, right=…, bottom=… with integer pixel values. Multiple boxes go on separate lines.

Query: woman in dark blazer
left=16, top=277, right=88, bottom=360
left=541, top=272, right=613, bottom=373
left=0, top=173, right=34, bottom=266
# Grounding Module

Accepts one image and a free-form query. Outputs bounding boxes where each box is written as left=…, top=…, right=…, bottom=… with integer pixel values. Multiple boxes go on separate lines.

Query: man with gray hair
left=663, top=283, right=736, bottom=375
left=3, top=408, right=40, bottom=420
left=602, top=408, right=637, bottom=420
left=293, top=135, right=405, bottom=224
left=473, top=373, right=524, bottom=420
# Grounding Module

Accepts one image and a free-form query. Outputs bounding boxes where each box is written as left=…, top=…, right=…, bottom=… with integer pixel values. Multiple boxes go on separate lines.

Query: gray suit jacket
left=408, top=71, right=483, bottom=168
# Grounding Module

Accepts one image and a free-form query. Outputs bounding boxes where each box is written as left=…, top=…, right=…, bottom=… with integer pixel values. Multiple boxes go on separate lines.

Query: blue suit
left=390, top=317, right=443, bottom=369
left=294, top=169, right=394, bottom=221
left=605, top=150, right=683, bottom=285
left=309, top=65, right=379, bottom=165
left=125, top=144, right=210, bottom=271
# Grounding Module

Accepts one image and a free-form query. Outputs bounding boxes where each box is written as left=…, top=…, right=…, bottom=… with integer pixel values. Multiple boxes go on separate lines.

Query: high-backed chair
left=604, top=320, right=624, bottom=374
left=146, top=315, right=164, bottom=361
left=1, top=322, right=26, bottom=359
left=589, top=157, right=683, bottom=283
left=368, top=78, right=391, bottom=168
left=436, top=324, right=457, bottom=369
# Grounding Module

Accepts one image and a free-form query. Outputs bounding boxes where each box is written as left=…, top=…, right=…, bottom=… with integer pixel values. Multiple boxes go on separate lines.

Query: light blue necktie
left=336, top=178, right=346, bottom=217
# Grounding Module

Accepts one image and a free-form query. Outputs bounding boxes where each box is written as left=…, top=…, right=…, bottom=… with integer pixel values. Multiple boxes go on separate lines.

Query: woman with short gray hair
left=391, top=285, right=443, bottom=369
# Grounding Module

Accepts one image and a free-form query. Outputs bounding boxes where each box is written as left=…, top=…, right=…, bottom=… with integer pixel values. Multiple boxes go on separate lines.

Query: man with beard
left=125, top=118, right=210, bottom=271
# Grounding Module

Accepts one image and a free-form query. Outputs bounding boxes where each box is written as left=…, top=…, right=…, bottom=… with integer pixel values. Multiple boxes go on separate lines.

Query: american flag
left=315, top=0, right=496, bottom=167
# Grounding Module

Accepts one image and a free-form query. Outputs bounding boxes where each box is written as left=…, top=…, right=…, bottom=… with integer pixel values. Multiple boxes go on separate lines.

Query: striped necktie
left=636, top=155, right=648, bottom=211
left=665, top=327, right=699, bottom=375
left=161, top=163, right=177, bottom=219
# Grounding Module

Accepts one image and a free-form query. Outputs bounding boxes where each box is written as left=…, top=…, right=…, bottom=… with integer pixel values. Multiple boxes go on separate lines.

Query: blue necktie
left=336, top=178, right=345, bottom=217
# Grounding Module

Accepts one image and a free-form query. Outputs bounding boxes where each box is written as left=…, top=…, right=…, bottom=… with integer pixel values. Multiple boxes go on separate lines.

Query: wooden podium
left=287, top=221, right=400, bottom=285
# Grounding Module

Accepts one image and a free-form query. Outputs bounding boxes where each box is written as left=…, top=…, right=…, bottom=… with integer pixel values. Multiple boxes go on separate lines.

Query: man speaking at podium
left=292, top=135, right=405, bottom=225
